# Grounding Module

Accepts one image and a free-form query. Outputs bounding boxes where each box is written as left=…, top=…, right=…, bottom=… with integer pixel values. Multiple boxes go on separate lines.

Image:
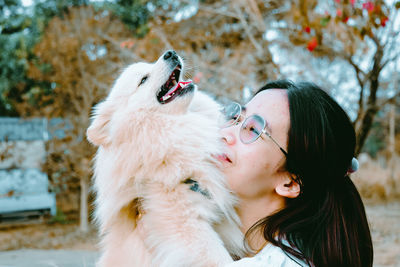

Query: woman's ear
left=275, top=173, right=300, bottom=199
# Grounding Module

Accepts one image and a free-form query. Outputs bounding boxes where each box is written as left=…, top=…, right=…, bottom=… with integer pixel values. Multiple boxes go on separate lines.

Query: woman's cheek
left=225, top=167, right=252, bottom=196
left=225, top=168, right=240, bottom=192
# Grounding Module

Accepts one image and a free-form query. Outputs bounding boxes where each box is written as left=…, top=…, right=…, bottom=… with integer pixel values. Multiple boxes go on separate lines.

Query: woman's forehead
left=246, top=89, right=289, bottom=115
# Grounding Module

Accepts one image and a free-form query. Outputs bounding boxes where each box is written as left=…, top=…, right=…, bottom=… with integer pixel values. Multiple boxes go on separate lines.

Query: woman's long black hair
left=246, top=80, right=373, bottom=267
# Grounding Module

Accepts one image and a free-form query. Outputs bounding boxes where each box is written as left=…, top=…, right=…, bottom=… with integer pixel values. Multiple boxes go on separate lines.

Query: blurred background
left=0, top=0, right=399, bottom=266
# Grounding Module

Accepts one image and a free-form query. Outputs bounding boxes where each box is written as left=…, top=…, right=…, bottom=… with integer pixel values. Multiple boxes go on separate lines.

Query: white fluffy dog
left=87, top=50, right=244, bottom=267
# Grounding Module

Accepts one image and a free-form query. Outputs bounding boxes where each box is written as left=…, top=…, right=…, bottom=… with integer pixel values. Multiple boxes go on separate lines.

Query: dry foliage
left=352, top=154, right=400, bottom=202
left=26, top=6, right=135, bottom=220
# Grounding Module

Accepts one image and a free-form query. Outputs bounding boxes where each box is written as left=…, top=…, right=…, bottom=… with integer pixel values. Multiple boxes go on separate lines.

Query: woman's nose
left=221, top=128, right=236, bottom=145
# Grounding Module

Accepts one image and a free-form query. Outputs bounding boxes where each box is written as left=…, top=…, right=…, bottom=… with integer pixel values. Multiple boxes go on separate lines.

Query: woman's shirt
left=226, top=243, right=309, bottom=267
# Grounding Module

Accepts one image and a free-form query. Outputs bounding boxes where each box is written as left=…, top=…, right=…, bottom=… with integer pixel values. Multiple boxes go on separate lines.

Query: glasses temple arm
left=263, top=129, right=288, bottom=156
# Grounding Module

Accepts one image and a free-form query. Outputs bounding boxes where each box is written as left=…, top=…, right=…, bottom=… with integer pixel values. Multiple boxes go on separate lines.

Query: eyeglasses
left=221, top=102, right=288, bottom=156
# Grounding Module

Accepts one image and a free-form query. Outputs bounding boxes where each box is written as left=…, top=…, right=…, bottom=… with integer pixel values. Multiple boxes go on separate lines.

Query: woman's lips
left=215, top=153, right=232, bottom=163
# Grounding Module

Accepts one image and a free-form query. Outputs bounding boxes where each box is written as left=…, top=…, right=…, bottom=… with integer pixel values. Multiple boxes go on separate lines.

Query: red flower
left=128, top=41, right=134, bottom=49
left=350, top=0, right=356, bottom=6
left=362, top=2, right=374, bottom=13
left=381, top=17, right=389, bottom=27
left=307, top=37, right=318, bottom=52
left=304, top=26, right=311, bottom=33
left=342, top=16, right=349, bottom=23
left=120, top=40, right=134, bottom=49
left=336, top=9, right=343, bottom=17
left=193, top=72, right=203, bottom=83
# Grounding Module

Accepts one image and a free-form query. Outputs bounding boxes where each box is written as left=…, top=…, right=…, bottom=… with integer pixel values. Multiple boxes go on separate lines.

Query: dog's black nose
left=163, top=50, right=177, bottom=61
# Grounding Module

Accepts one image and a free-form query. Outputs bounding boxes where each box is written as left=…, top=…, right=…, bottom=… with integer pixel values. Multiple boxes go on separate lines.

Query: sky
left=21, top=0, right=32, bottom=6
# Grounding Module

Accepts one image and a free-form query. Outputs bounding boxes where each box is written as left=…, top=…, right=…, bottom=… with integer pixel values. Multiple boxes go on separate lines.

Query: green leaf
left=320, top=16, right=331, bottom=27
left=150, top=38, right=160, bottom=44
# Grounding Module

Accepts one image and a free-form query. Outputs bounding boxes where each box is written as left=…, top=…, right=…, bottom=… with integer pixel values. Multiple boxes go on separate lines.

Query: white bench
left=0, top=117, right=58, bottom=223
left=0, top=169, right=56, bottom=222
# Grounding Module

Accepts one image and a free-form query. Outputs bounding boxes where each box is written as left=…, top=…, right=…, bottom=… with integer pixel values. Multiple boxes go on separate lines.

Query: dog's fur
left=87, top=51, right=244, bottom=267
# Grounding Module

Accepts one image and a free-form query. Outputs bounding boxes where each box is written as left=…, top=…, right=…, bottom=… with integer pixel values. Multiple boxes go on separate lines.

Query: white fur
left=87, top=52, right=244, bottom=267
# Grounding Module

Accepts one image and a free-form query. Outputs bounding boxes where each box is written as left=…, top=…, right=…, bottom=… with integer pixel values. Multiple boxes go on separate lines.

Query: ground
left=0, top=202, right=399, bottom=266
left=0, top=223, right=97, bottom=251
left=366, top=202, right=400, bottom=267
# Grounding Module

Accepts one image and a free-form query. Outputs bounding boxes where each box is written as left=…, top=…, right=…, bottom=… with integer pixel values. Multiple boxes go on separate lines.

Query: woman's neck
left=237, top=194, right=285, bottom=251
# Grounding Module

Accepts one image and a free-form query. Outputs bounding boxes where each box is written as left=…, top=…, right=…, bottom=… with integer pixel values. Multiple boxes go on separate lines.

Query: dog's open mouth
left=157, top=64, right=194, bottom=104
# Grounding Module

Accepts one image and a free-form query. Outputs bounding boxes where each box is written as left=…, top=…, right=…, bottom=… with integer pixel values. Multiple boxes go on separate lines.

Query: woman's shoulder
left=226, top=244, right=309, bottom=267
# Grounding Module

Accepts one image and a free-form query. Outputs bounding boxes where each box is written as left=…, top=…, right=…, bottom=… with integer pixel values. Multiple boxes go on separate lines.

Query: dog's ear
left=87, top=101, right=113, bottom=146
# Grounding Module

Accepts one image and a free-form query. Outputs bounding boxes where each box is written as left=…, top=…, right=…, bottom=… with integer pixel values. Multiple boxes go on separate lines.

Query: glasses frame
left=223, top=102, right=288, bottom=157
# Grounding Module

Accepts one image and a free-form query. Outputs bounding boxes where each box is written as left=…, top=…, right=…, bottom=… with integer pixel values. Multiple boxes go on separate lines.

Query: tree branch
left=152, top=27, right=174, bottom=50
left=380, top=51, right=400, bottom=71
left=246, top=0, right=267, bottom=32
left=380, top=92, right=400, bottom=106
left=97, top=32, right=143, bottom=62
left=353, top=85, right=365, bottom=127
left=346, top=56, right=366, bottom=87
left=344, top=55, right=366, bottom=128
left=355, top=36, right=385, bottom=154
left=234, top=4, right=264, bottom=54
left=383, top=8, right=399, bottom=47
left=198, top=5, right=239, bottom=19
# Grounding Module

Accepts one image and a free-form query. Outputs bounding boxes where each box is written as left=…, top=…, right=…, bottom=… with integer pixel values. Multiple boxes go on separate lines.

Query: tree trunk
left=80, top=178, right=89, bottom=232
left=355, top=105, right=379, bottom=156
left=355, top=44, right=383, bottom=155
left=389, top=104, right=396, bottom=185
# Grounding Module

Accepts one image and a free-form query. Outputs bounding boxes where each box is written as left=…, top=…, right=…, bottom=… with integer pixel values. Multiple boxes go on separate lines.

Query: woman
left=219, top=80, right=373, bottom=266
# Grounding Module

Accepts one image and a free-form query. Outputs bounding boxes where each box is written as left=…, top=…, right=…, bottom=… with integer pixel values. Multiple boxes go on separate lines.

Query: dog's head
left=87, top=51, right=196, bottom=146
left=110, top=50, right=195, bottom=110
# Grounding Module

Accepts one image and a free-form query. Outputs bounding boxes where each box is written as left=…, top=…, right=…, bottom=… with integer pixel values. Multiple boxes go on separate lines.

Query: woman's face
left=219, top=89, right=291, bottom=199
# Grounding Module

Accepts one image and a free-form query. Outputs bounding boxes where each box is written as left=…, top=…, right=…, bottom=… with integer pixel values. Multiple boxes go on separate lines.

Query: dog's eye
left=139, top=75, right=148, bottom=86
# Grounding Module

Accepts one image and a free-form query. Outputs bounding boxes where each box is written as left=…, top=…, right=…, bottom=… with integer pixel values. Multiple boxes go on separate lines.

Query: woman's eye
left=139, top=76, right=148, bottom=86
left=234, top=115, right=242, bottom=125
left=249, top=126, right=260, bottom=135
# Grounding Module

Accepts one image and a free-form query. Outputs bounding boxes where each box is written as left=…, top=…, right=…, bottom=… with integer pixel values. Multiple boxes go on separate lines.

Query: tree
left=190, top=0, right=400, bottom=155
left=0, top=0, right=34, bottom=116
left=268, top=0, right=400, bottom=155
left=102, top=0, right=152, bottom=37
left=28, top=5, right=135, bottom=231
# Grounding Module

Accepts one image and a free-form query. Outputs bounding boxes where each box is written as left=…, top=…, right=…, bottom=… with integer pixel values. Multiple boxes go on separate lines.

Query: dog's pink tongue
left=165, top=81, right=193, bottom=96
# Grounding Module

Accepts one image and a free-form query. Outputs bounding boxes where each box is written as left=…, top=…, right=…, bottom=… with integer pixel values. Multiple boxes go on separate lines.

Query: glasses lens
left=240, top=115, right=265, bottom=144
left=220, top=102, right=241, bottom=127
